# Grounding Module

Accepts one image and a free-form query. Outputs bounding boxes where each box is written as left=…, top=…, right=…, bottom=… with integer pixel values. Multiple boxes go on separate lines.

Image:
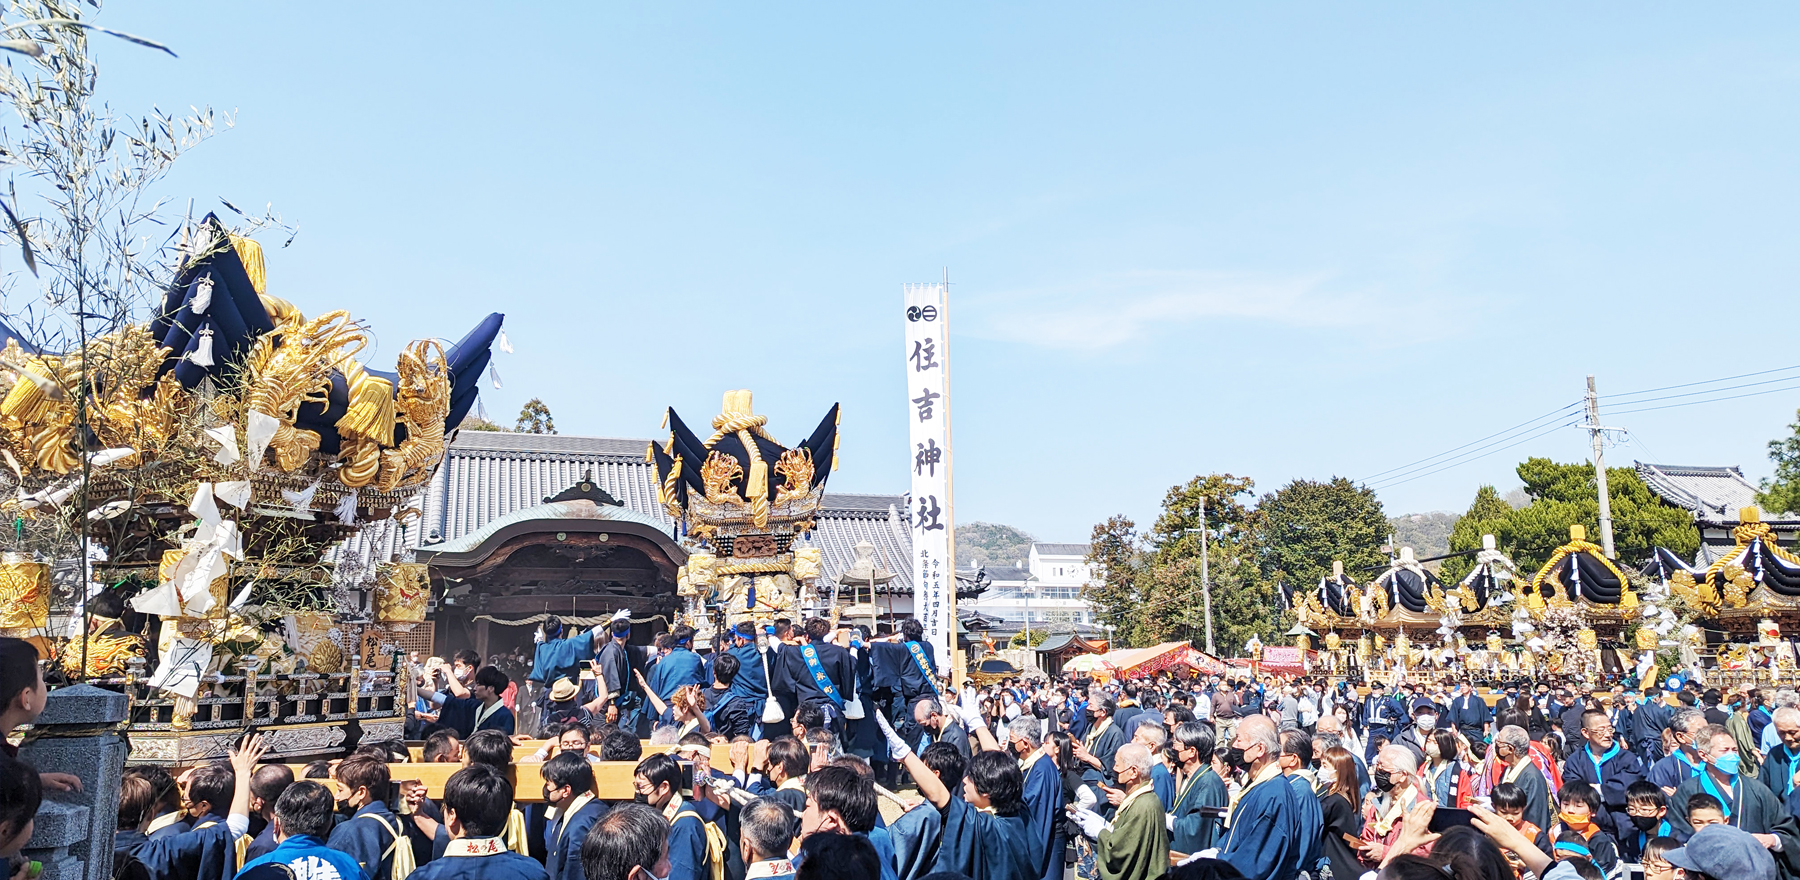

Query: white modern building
left=963, top=542, right=1097, bottom=627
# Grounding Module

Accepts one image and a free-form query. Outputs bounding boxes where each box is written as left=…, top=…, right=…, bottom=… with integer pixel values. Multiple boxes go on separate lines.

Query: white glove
left=872, top=706, right=913, bottom=761
left=1165, top=812, right=1175, bottom=832
left=1070, top=808, right=1107, bottom=839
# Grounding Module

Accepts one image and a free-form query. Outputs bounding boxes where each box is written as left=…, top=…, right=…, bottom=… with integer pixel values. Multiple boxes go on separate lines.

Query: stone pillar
left=19, top=684, right=128, bottom=880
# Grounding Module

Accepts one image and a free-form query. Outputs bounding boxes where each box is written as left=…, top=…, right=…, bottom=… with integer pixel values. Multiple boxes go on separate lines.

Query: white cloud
left=962, top=269, right=1452, bottom=351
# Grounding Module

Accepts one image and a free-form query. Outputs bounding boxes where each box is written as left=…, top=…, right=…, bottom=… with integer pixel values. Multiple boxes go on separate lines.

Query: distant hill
left=1389, top=511, right=1458, bottom=560
left=956, top=522, right=1037, bottom=569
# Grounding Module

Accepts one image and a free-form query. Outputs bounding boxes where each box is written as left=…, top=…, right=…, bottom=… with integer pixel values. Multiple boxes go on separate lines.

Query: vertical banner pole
left=903, top=281, right=954, bottom=683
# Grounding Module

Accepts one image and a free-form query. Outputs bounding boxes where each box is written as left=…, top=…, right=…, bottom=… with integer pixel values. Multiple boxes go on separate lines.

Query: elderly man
left=1495, top=724, right=1552, bottom=832
left=1132, top=723, right=1175, bottom=807
left=1651, top=707, right=1712, bottom=795
left=913, top=696, right=971, bottom=760
left=1668, top=726, right=1789, bottom=847
left=1071, top=743, right=1169, bottom=880
left=1007, top=716, right=1066, bottom=880
left=1761, top=706, right=1800, bottom=810
left=1213, top=715, right=1305, bottom=880
left=1360, top=744, right=1429, bottom=865
left=1075, top=698, right=1127, bottom=785
left=1562, top=707, right=1646, bottom=841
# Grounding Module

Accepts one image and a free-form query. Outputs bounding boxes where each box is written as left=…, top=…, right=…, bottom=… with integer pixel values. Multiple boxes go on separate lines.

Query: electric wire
left=1602, top=382, right=1800, bottom=417
left=1601, top=363, right=1800, bottom=401
left=1596, top=373, right=1800, bottom=407
left=1367, top=418, right=1582, bottom=491
left=1359, top=401, right=1582, bottom=482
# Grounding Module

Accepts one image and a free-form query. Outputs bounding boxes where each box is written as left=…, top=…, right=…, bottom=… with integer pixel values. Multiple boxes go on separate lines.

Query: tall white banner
left=903, top=283, right=952, bottom=665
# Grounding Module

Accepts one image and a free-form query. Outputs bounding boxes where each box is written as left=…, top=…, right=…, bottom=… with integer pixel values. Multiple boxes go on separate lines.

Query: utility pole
left=1200, top=496, right=1213, bottom=655
left=1586, top=375, right=1616, bottom=558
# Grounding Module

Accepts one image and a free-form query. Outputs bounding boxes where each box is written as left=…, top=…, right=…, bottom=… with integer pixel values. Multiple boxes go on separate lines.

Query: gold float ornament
left=58, top=630, right=145, bottom=679
left=701, top=451, right=745, bottom=504
left=0, top=553, right=48, bottom=631
left=291, top=611, right=345, bottom=674
left=1356, top=634, right=1372, bottom=658
left=791, top=546, right=822, bottom=582
left=243, top=310, right=370, bottom=471
left=1760, top=619, right=1782, bottom=646
left=1635, top=626, right=1660, bottom=651
left=374, top=562, right=429, bottom=628
left=1324, top=632, right=1341, bottom=652
left=375, top=339, right=451, bottom=492
left=1486, top=632, right=1504, bottom=653
left=1577, top=628, right=1598, bottom=650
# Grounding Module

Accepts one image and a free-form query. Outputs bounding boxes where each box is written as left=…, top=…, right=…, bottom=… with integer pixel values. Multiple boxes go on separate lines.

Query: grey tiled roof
left=420, top=430, right=670, bottom=545
left=1033, top=543, right=1091, bottom=557
left=1634, top=462, right=1799, bottom=526
left=327, top=431, right=927, bottom=601
left=969, top=564, right=1033, bottom=584
left=813, top=494, right=917, bottom=597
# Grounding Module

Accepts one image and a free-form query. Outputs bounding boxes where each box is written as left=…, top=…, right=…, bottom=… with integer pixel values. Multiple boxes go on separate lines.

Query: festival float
left=0, top=215, right=502, bottom=762
left=1292, top=515, right=1800, bottom=689
left=648, top=390, right=839, bottom=638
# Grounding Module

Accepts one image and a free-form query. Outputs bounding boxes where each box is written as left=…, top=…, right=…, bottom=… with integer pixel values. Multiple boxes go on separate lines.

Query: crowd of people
left=6, top=622, right=1800, bottom=880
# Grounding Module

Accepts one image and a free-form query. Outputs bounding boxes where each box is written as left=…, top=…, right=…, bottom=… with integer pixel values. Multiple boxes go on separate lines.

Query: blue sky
left=80, top=4, right=1800, bottom=543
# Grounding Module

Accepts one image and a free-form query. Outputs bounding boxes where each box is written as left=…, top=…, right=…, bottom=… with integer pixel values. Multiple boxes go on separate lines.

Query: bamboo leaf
left=0, top=19, right=175, bottom=57
left=0, top=197, right=38, bottom=276
left=0, top=40, right=43, bottom=58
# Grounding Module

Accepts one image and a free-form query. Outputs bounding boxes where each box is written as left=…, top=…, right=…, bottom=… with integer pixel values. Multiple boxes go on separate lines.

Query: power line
left=1602, top=363, right=1800, bottom=400
left=1604, top=382, right=1800, bottom=417
left=1367, top=418, right=1581, bottom=491
left=1598, top=373, right=1800, bottom=406
left=1360, top=401, right=1581, bottom=482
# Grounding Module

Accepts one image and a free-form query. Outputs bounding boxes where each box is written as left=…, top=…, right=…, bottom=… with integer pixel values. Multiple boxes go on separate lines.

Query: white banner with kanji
left=903, top=283, right=951, bottom=664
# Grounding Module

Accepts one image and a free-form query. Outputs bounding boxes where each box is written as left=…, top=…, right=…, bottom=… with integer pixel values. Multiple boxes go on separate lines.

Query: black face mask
left=1630, top=815, right=1663, bottom=832
left=1222, top=745, right=1247, bottom=771
left=1372, top=769, right=1395, bottom=792
left=633, top=793, right=649, bottom=805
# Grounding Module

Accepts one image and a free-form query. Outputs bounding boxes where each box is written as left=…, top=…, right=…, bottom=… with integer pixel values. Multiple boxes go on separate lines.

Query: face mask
left=1416, top=715, right=1437, bottom=731
left=1222, top=745, right=1247, bottom=771
left=1712, top=752, right=1742, bottom=776
left=1372, top=769, right=1395, bottom=792
left=1317, top=768, right=1338, bottom=788
left=633, top=793, right=649, bottom=805
left=1630, top=814, right=1663, bottom=832
left=1559, top=811, right=1593, bottom=831
left=1426, top=744, right=1441, bottom=760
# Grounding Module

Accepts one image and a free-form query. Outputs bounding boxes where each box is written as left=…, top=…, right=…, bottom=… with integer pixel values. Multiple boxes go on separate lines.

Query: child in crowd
left=1546, top=781, right=1619, bottom=874
left=1620, top=781, right=1673, bottom=862
left=1493, top=780, right=1548, bottom=877
left=1639, top=836, right=1679, bottom=880
left=1685, top=792, right=1726, bottom=833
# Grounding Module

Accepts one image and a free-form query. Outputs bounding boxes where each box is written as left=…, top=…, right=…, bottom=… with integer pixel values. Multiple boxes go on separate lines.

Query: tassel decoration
left=335, top=488, right=358, bottom=525
left=498, top=329, right=512, bottom=354
left=191, top=329, right=215, bottom=368
left=228, top=233, right=267, bottom=297
left=338, top=367, right=396, bottom=445
left=488, top=363, right=502, bottom=389
left=190, top=274, right=214, bottom=315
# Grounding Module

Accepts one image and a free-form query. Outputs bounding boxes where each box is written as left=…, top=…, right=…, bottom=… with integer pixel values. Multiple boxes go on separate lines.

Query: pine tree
left=515, top=398, right=556, bottom=435
left=1759, top=408, right=1800, bottom=515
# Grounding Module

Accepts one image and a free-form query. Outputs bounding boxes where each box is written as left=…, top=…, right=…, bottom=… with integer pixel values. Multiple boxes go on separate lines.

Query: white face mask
left=1417, top=715, right=1437, bottom=732
left=1318, top=767, right=1338, bottom=787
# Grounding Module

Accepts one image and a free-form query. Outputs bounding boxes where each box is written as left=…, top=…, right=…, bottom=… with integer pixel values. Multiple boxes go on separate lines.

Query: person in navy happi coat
left=405, top=764, right=549, bottom=880
left=235, top=780, right=366, bottom=880
left=129, top=735, right=266, bottom=880
left=1008, top=720, right=1066, bottom=880
left=1561, top=706, right=1645, bottom=840
left=775, top=619, right=856, bottom=732
left=541, top=753, right=608, bottom=880
left=647, top=625, right=709, bottom=703
left=1218, top=717, right=1306, bottom=880
left=328, top=755, right=409, bottom=880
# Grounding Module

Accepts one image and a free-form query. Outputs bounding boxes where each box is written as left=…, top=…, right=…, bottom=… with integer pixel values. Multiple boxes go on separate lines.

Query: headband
left=1552, top=841, right=1591, bottom=857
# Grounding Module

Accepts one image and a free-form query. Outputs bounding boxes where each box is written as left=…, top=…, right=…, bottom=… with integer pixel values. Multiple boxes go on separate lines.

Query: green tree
left=956, top=522, right=1037, bottom=569
left=1759, top=408, right=1800, bottom=515
left=1440, top=486, right=1515, bottom=582
left=1441, top=459, right=1698, bottom=577
left=458, top=414, right=508, bottom=432
left=515, top=398, right=556, bottom=434
left=1083, top=515, right=1143, bottom=643
left=1140, top=474, right=1278, bottom=652
left=1259, top=477, right=1389, bottom=591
